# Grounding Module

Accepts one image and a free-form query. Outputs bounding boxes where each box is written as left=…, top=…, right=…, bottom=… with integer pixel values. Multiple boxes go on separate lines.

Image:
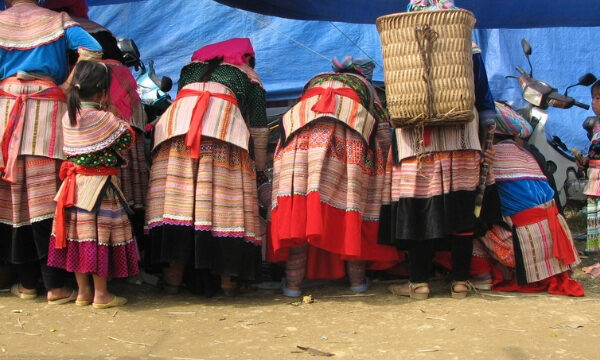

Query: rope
left=236, top=9, right=331, bottom=63
left=415, top=24, right=438, bottom=118
left=328, top=22, right=380, bottom=69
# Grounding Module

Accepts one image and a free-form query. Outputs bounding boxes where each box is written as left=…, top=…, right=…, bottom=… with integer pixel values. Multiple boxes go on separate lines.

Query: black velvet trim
left=149, top=225, right=262, bottom=282
left=378, top=190, right=477, bottom=248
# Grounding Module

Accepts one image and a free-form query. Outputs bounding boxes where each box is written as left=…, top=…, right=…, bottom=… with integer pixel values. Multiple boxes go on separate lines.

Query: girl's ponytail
left=66, top=60, right=112, bottom=127
left=67, top=83, right=81, bottom=126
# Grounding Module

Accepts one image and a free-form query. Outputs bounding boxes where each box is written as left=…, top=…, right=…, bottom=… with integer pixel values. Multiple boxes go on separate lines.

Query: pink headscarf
left=44, top=0, right=89, bottom=19
left=191, top=38, right=255, bottom=66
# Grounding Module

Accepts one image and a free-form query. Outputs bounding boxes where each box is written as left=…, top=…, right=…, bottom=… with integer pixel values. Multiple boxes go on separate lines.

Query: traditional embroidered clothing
left=269, top=71, right=399, bottom=280
left=0, top=2, right=102, bottom=83
left=378, top=47, right=496, bottom=286
left=472, top=140, right=582, bottom=295
left=47, top=104, right=138, bottom=279
left=585, top=118, right=600, bottom=252
left=0, top=1, right=102, bottom=288
left=379, top=51, right=496, bottom=246
left=146, top=39, right=266, bottom=285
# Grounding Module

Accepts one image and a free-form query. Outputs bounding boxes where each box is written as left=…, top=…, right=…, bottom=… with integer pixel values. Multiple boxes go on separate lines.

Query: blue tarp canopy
left=211, top=0, right=600, bottom=28
left=85, top=0, right=599, bottom=151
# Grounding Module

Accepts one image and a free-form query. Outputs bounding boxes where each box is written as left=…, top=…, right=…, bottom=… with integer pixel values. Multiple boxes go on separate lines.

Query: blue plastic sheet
left=86, top=0, right=600, bottom=152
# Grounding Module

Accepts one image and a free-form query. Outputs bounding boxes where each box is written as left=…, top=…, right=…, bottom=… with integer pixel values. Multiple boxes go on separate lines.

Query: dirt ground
left=1, top=203, right=600, bottom=360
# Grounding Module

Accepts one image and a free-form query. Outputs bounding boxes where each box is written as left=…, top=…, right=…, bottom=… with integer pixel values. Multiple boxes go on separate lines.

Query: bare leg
left=92, top=275, right=115, bottom=304
left=75, top=272, right=93, bottom=303
left=221, top=275, right=236, bottom=290
left=163, top=262, right=185, bottom=286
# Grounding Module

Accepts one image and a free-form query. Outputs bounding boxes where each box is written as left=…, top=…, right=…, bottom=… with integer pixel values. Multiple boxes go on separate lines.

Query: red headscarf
left=191, top=38, right=254, bottom=66
left=44, top=0, right=89, bottom=19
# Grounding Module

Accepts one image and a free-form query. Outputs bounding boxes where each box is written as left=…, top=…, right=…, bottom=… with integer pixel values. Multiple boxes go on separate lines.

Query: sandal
left=388, top=282, right=429, bottom=300
left=10, top=284, right=37, bottom=300
left=469, top=274, right=493, bottom=291
left=451, top=281, right=476, bottom=299
left=583, top=263, right=600, bottom=279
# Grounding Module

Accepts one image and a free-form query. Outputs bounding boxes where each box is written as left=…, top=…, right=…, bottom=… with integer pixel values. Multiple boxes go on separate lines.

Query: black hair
left=67, top=60, right=112, bottom=126
left=199, top=56, right=224, bottom=82
left=245, top=53, right=256, bottom=69
left=592, top=80, right=600, bottom=96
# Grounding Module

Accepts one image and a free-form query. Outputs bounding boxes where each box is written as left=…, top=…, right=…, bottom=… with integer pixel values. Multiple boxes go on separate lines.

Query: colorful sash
left=0, top=79, right=65, bottom=183
left=281, top=84, right=376, bottom=143
left=511, top=202, right=576, bottom=266
left=54, top=162, right=117, bottom=249
left=153, top=82, right=250, bottom=153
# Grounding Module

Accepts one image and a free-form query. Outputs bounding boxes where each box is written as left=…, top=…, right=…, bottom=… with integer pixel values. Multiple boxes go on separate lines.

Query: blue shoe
left=281, top=279, right=302, bottom=297
left=349, top=277, right=371, bottom=293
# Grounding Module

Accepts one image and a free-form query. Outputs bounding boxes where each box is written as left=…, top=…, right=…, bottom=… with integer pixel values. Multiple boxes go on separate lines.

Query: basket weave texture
left=376, top=9, right=476, bottom=128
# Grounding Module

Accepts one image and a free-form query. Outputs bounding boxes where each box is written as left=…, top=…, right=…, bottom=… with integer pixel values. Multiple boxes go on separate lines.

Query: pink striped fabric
left=153, top=82, right=250, bottom=152
left=281, top=78, right=376, bottom=143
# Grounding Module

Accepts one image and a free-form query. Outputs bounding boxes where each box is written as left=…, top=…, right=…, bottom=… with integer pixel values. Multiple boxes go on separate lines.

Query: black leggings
left=15, top=259, right=66, bottom=291
left=408, top=236, right=473, bottom=283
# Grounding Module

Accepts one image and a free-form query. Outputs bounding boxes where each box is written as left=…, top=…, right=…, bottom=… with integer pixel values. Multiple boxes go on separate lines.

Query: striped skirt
left=269, top=120, right=399, bottom=280
left=0, top=155, right=61, bottom=263
left=584, top=165, right=600, bottom=252
left=47, top=183, right=139, bottom=279
left=378, top=150, right=481, bottom=245
left=117, top=131, right=148, bottom=211
left=511, top=201, right=580, bottom=283
left=146, top=136, right=262, bottom=280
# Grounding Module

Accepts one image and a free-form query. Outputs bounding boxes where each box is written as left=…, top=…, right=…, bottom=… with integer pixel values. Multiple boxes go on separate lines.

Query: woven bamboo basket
left=376, top=9, right=476, bottom=128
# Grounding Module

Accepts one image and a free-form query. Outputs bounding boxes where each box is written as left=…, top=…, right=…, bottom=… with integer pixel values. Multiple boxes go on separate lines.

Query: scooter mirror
left=160, top=76, right=173, bottom=93
left=521, top=38, right=532, bottom=56
left=578, top=73, right=597, bottom=87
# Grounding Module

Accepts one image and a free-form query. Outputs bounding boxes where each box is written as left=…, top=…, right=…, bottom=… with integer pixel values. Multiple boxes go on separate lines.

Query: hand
left=577, top=156, right=589, bottom=170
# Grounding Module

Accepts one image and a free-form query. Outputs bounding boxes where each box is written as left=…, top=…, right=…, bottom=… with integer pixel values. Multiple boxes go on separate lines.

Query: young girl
left=47, top=60, right=139, bottom=308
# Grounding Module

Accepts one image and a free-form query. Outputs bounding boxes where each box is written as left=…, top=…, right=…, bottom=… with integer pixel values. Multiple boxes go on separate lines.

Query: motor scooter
left=507, top=38, right=596, bottom=207
left=116, top=38, right=173, bottom=121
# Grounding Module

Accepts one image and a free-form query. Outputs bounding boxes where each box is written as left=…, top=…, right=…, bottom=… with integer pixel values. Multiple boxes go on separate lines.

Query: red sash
left=54, top=162, right=117, bottom=249
left=0, top=82, right=65, bottom=183
left=511, top=203, right=576, bottom=266
left=175, top=88, right=239, bottom=159
left=300, top=86, right=361, bottom=115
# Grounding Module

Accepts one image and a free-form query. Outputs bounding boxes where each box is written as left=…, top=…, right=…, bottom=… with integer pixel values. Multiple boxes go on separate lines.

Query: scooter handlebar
left=573, top=100, right=590, bottom=110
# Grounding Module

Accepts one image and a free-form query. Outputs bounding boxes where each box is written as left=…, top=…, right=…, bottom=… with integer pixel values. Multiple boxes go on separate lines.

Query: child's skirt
left=48, top=185, right=139, bottom=279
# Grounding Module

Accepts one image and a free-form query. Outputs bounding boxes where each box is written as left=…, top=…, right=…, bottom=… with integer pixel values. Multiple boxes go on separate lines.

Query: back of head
left=68, top=60, right=112, bottom=125
left=43, top=0, right=89, bottom=18
left=331, top=56, right=375, bottom=81
left=406, top=0, right=456, bottom=11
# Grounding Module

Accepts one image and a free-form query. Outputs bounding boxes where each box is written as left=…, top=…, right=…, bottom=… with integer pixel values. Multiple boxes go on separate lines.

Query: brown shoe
left=388, top=282, right=429, bottom=300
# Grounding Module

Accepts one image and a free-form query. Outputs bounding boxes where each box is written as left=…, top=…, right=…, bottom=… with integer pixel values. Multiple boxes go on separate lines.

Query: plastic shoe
left=349, top=277, right=372, bottom=293
left=10, top=284, right=37, bottom=300
left=75, top=299, right=92, bottom=306
left=281, top=279, right=301, bottom=297
left=92, top=296, right=128, bottom=309
left=47, top=289, right=77, bottom=305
